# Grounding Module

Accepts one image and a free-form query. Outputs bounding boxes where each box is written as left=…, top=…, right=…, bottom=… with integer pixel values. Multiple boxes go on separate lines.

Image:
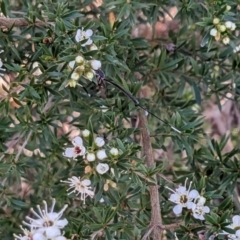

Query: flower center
left=43, top=220, right=54, bottom=227
left=194, top=207, right=203, bottom=216
left=234, top=226, right=240, bottom=231
left=180, top=195, right=188, bottom=203
left=74, top=146, right=81, bottom=154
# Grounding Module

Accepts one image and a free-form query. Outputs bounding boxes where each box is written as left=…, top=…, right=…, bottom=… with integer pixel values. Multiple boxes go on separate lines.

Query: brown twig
left=0, top=17, right=50, bottom=28
left=138, top=110, right=163, bottom=240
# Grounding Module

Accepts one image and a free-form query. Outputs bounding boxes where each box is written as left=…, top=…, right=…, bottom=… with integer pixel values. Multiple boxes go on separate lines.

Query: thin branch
left=138, top=110, right=162, bottom=240
left=0, top=17, right=51, bottom=28
left=14, top=130, right=33, bottom=162
left=158, top=173, right=177, bottom=187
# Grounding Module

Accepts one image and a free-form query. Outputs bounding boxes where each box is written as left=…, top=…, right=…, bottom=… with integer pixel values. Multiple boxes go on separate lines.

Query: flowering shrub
left=1, top=1, right=240, bottom=240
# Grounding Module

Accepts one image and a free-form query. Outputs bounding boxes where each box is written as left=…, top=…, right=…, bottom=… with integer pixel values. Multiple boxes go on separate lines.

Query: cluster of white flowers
left=14, top=199, right=68, bottom=240
left=166, top=178, right=210, bottom=220
left=67, top=29, right=101, bottom=87
left=210, top=18, right=236, bottom=45
left=62, top=131, right=120, bottom=203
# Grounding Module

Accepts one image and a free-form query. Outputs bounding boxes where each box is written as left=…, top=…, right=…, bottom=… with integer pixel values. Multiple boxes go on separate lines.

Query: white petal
left=86, top=189, right=95, bottom=197
left=233, top=215, right=240, bottom=226
left=55, top=237, right=67, bottom=240
left=203, top=206, right=210, bottom=213
left=186, top=202, right=195, bottom=209
left=169, top=193, right=180, bottom=203
left=72, top=136, right=83, bottom=146
left=56, top=219, right=68, bottom=228
left=75, top=29, right=82, bottom=42
left=189, top=190, right=199, bottom=199
left=236, top=230, right=240, bottom=237
left=45, top=226, right=61, bottom=238
left=173, top=204, right=183, bottom=215
left=33, top=232, right=46, bottom=240
left=82, top=179, right=91, bottom=186
left=68, top=61, right=75, bottom=69
left=193, top=213, right=204, bottom=220
left=197, top=196, right=206, bottom=205
left=177, top=186, right=186, bottom=194
left=63, top=148, right=75, bottom=158
left=85, top=29, right=93, bottom=37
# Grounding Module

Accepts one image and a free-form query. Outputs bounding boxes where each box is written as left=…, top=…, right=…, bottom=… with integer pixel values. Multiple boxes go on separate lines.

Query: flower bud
left=226, top=5, right=231, bottom=11
left=84, top=71, right=94, bottom=80
left=75, top=65, right=85, bottom=73
left=86, top=153, right=96, bottom=162
left=68, top=79, right=77, bottom=88
left=222, top=36, right=230, bottom=45
left=225, top=21, right=232, bottom=29
left=85, top=165, right=92, bottom=173
left=219, top=25, right=226, bottom=32
left=96, top=149, right=107, bottom=160
left=90, top=44, right=98, bottom=51
left=231, top=23, right=236, bottom=31
left=75, top=55, right=84, bottom=65
left=213, top=18, right=220, bottom=25
left=90, top=60, right=101, bottom=70
left=210, top=28, right=218, bottom=37
left=82, top=129, right=90, bottom=137
left=95, top=137, right=105, bottom=147
left=71, top=72, right=80, bottom=81
left=110, top=147, right=119, bottom=157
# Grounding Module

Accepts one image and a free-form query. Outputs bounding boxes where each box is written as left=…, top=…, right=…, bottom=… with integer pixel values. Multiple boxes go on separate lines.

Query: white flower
left=61, top=176, right=94, bottom=204
left=99, top=198, right=104, bottom=203
left=75, top=29, right=93, bottom=46
left=82, top=129, right=90, bottom=137
left=222, top=36, right=230, bottom=45
left=110, top=148, right=119, bottom=157
left=95, top=137, right=105, bottom=147
left=90, top=60, right=101, bottom=70
left=166, top=178, right=199, bottom=215
left=210, top=28, right=218, bottom=37
left=71, top=72, right=80, bottom=81
left=22, top=199, right=68, bottom=238
left=86, top=152, right=96, bottom=162
left=63, top=136, right=86, bottom=159
left=187, top=197, right=210, bottom=220
left=96, top=163, right=109, bottom=174
left=96, top=149, right=107, bottom=160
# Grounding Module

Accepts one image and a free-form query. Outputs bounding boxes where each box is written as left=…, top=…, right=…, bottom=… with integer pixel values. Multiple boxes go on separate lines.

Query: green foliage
left=0, top=0, right=240, bottom=239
